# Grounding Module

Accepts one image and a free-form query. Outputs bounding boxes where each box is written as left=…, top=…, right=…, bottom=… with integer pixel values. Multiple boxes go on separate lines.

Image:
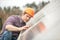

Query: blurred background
left=0, top=0, right=60, bottom=40
left=0, top=0, right=49, bottom=33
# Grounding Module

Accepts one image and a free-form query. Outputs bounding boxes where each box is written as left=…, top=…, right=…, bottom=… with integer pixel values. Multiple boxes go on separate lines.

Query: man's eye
left=27, top=16, right=28, bottom=17
left=27, top=16, right=29, bottom=17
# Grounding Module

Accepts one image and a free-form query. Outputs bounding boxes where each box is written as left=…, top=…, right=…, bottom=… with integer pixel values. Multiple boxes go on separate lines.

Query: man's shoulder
left=8, top=15, right=20, bottom=19
left=6, top=15, right=21, bottom=21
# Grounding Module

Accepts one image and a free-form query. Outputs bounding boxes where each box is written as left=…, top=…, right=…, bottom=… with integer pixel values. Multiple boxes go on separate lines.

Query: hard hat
left=24, top=8, right=34, bottom=17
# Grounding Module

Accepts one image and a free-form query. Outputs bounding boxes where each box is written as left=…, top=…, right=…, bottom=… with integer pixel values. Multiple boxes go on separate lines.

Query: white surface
left=17, top=0, right=60, bottom=40
left=33, top=0, right=60, bottom=40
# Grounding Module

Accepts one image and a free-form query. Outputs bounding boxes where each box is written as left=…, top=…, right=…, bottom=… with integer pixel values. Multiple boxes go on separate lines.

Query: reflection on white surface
left=17, top=0, right=60, bottom=40
left=33, top=0, right=60, bottom=40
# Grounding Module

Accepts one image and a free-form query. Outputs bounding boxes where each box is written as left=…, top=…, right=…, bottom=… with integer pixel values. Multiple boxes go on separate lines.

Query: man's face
left=22, top=14, right=32, bottom=22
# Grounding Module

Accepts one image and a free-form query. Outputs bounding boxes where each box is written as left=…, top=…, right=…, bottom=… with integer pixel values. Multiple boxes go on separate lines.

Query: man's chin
left=26, top=20, right=29, bottom=22
left=24, top=20, right=28, bottom=22
left=24, top=20, right=29, bottom=22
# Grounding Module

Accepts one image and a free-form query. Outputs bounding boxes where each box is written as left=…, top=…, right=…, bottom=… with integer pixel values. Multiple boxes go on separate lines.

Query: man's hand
left=22, top=26, right=30, bottom=30
left=18, top=26, right=30, bottom=31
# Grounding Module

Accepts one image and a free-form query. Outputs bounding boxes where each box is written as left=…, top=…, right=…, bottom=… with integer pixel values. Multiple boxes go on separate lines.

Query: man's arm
left=5, top=25, right=22, bottom=31
left=5, top=25, right=29, bottom=32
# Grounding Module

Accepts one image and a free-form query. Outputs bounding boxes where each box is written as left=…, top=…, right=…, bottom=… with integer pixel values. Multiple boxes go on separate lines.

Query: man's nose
left=27, top=17, right=30, bottom=20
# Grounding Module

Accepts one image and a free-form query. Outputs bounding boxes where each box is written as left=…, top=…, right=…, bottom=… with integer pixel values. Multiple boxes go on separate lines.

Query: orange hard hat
left=24, top=8, right=35, bottom=17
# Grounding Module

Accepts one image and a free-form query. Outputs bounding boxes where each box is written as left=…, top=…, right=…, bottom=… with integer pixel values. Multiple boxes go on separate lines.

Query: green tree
left=11, top=6, right=22, bottom=15
left=24, top=2, right=38, bottom=13
left=4, top=7, right=11, bottom=14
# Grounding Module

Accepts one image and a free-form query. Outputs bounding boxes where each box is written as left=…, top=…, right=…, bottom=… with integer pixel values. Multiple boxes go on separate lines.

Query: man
left=1, top=7, right=34, bottom=40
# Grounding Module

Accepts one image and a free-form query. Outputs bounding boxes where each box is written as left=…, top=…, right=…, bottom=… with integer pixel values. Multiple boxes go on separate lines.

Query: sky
left=0, top=0, right=49, bottom=10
